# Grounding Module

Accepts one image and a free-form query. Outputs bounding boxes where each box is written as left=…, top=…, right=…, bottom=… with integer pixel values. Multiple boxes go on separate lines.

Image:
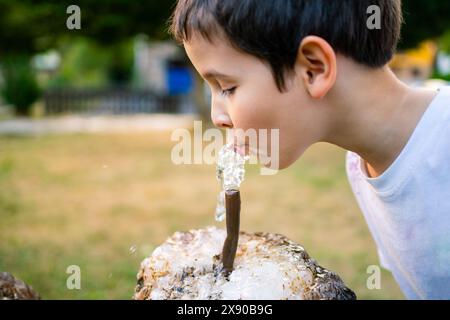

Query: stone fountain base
left=134, top=226, right=356, bottom=300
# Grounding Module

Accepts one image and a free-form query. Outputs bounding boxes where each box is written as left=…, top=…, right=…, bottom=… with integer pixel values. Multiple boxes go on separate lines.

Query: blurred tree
left=400, top=0, right=450, bottom=49
left=0, top=0, right=55, bottom=114
left=0, top=0, right=175, bottom=55
left=47, top=38, right=111, bottom=88
left=105, top=40, right=134, bottom=86
left=1, top=0, right=449, bottom=115
left=1, top=0, right=449, bottom=54
left=439, top=31, right=450, bottom=54
left=0, top=0, right=176, bottom=114
left=1, top=55, right=41, bottom=116
left=47, top=38, right=134, bottom=88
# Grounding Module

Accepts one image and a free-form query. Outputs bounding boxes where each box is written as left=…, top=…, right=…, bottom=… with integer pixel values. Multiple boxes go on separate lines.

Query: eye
left=220, top=87, right=236, bottom=97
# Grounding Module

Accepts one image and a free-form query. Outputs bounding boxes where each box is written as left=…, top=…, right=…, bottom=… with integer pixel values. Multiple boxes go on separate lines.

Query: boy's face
left=184, top=34, right=326, bottom=169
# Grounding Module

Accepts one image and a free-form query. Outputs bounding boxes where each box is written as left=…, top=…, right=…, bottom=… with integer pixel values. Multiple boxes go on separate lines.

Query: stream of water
left=215, top=143, right=249, bottom=222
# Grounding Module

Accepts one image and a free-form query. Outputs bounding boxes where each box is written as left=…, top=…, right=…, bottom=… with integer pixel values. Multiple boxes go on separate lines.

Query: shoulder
left=345, top=151, right=365, bottom=191
left=345, top=151, right=361, bottom=177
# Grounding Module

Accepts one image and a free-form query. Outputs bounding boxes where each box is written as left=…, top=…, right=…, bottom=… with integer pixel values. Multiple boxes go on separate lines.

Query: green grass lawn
left=0, top=132, right=404, bottom=299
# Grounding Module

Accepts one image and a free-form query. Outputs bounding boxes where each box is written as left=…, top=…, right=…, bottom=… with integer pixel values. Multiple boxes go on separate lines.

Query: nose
left=211, top=98, right=233, bottom=128
left=212, top=113, right=233, bottom=128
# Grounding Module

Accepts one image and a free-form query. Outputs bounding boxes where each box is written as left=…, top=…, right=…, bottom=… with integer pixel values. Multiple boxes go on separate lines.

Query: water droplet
left=129, top=245, right=137, bottom=255
left=215, top=191, right=225, bottom=222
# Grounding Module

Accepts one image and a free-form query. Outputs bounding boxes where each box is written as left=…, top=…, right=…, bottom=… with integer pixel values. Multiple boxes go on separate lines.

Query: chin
left=276, top=147, right=308, bottom=170
left=277, top=157, right=297, bottom=170
left=257, top=142, right=308, bottom=171
left=261, top=153, right=297, bottom=171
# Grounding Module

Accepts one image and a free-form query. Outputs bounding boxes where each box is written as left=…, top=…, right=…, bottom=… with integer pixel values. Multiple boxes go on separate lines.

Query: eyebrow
left=203, top=70, right=233, bottom=81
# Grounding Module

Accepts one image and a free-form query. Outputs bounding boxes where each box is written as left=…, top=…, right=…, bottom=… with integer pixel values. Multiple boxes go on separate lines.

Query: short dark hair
left=170, top=0, right=403, bottom=91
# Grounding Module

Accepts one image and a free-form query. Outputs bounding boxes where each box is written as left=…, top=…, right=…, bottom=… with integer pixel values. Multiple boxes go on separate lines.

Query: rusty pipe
left=221, top=189, right=240, bottom=275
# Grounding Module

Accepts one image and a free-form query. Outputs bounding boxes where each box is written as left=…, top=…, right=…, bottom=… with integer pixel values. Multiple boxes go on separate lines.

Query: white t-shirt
left=346, top=86, right=450, bottom=299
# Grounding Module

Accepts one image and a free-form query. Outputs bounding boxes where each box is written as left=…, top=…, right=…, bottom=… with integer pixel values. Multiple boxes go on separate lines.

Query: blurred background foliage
left=0, top=55, right=41, bottom=115
left=0, top=0, right=174, bottom=115
left=0, top=0, right=449, bottom=115
left=47, top=38, right=134, bottom=88
left=400, top=0, right=450, bottom=49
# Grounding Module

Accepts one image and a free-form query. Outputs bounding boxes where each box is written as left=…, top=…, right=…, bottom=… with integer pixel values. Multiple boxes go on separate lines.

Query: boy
left=169, top=0, right=450, bottom=299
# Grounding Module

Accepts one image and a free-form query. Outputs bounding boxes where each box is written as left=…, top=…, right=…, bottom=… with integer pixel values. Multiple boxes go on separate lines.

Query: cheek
left=227, top=86, right=301, bottom=165
left=229, top=85, right=316, bottom=169
left=229, top=86, right=283, bottom=131
left=231, top=88, right=302, bottom=143
left=224, top=70, right=317, bottom=169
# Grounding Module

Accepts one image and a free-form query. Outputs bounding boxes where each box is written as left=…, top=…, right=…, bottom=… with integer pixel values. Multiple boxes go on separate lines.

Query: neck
left=321, top=60, right=436, bottom=177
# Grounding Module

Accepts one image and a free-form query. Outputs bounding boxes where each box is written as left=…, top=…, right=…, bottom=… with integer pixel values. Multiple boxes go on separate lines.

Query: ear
left=297, top=36, right=337, bottom=99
